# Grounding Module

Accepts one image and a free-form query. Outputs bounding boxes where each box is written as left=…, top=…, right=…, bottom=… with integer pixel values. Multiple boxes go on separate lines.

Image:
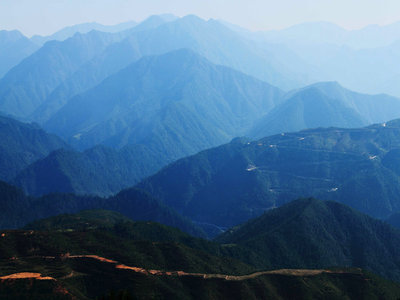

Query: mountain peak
left=0, top=30, right=25, bottom=41
left=133, top=14, right=178, bottom=31
left=298, top=81, right=345, bottom=96
left=180, top=14, right=206, bottom=23
left=216, top=197, right=400, bottom=281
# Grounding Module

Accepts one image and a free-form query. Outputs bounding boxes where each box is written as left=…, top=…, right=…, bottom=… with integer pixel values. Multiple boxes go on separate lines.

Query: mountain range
left=249, top=81, right=400, bottom=138
left=138, top=119, right=400, bottom=233
left=0, top=180, right=203, bottom=237
left=2, top=200, right=400, bottom=298
left=45, top=49, right=283, bottom=152
left=0, top=15, right=312, bottom=122
left=31, top=20, right=137, bottom=44
left=3, top=14, right=400, bottom=298
left=0, top=115, right=164, bottom=196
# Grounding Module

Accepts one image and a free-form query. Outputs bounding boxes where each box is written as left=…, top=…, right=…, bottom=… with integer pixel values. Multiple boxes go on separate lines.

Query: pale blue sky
left=1, top=0, right=400, bottom=36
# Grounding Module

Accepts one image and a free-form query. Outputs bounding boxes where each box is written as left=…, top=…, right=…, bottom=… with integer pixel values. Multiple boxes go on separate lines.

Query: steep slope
left=45, top=49, right=283, bottom=155
left=249, top=82, right=400, bottom=139
left=13, top=144, right=167, bottom=196
left=217, top=198, right=400, bottom=281
left=0, top=180, right=203, bottom=237
left=0, top=115, right=68, bottom=181
left=30, top=15, right=179, bottom=123
left=0, top=30, right=40, bottom=78
left=138, top=119, right=400, bottom=230
left=0, top=30, right=120, bottom=118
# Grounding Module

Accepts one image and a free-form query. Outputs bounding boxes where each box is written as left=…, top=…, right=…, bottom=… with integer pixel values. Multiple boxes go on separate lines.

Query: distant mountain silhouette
left=0, top=30, right=40, bottom=77
left=0, top=30, right=121, bottom=117
left=31, top=20, right=138, bottom=44
left=45, top=49, right=283, bottom=156
left=249, top=81, right=400, bottom=138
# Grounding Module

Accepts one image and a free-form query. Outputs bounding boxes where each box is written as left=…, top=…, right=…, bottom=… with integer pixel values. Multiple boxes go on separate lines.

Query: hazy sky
left=1, top=0, right=400, bottom=36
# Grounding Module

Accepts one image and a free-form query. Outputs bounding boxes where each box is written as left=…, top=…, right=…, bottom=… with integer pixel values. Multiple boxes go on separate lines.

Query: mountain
left=123, top=15, right=310, bottom=90
left=31, top=20, right=138, bottom=44
left=0, top=30, right=40, bottom=78
left=0, top=211, right=253, bottom=299
left=29, top=14, right=179, bottom=123
left=217, top=198, right=400, bottom=281
left=30, top=14, right=177, bottom=45
left=138, top=119, right=400, bottom=232
left=44, top=49, right=283, bottom=156
left=1, top=209, right=400, bottom=299
left=249, top=82, right=400, bottom=139
left=0, top=15, right=310, bottom=125
left=127, top=14, right=178, bottom=32
left=0, top=115, right=68, bottom=181
left=13, top=144, right=167, bottom=197
left=15, top=210, right=251, bottom=276
left=0, top=180, right=204, bottom=237
left=0, top=30, right=121, bottom=118
left=29, top=15, right=308, bottom=125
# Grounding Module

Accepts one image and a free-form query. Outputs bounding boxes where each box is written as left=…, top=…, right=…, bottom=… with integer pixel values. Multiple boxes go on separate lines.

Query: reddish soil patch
left=0, top=272, right=55, bottom=280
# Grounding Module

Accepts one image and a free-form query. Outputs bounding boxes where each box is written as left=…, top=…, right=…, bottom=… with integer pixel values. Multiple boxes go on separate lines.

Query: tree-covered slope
left=138, top=119, right=400, bottom=230
left=45, top=49, right=283, bottom=156
left=1, top=211, right=253, bottom=276
left=0, top=115, right=68, bottom=181
left=1, top=209, right=400, bottom=299
left=249, top=81, right=400, bottom=139
left=0, top=181, right=203, bottom=237
left=13, top=144, right=167, bottom=196
left=216, top=198, right=400, bottom=282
